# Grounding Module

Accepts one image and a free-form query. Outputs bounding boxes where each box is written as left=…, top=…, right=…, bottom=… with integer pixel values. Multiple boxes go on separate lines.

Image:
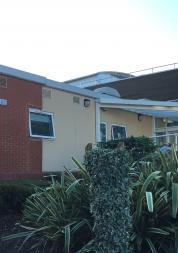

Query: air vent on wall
left=43, top=89, right=52, bottom=99
left=73, top=96, right=80, bottom=104
left=0, top=76, right=7, bottom=88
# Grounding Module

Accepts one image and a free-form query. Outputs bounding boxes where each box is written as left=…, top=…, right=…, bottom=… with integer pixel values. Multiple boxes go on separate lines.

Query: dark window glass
left=112, top=125, right=126, bottom=140
left=100, top=123, right=106, bottom=142
left=30, top=112, right=54, bottom=137
left=167, top=120, right=178, bottom=127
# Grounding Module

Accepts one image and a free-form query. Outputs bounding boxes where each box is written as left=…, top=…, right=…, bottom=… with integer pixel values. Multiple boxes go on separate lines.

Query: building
left=67, top=63, right=178, bottom=149
left=0, top=65, right=98, bottom=179
left=1, top=64, right=178, bottom=179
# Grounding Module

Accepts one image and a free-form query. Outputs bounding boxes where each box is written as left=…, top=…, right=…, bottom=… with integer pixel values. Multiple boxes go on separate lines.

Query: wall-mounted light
left=84, top=99, right=90, bottom=108
left=138, top=113, right=143, bottom=121
left=163, top=118, right=173, bottom=124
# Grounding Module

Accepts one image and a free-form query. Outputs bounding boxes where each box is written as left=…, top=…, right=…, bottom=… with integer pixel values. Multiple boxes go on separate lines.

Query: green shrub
left=4, top=147, right=178, bottom=253
left=2, top=158, right=93, bottom=253
left=0, top=180, right=49, bottom=214
left=98, top=136, right=156, bottom=161
left=0, top=183, right=33, bottom=214
left=85, top=148, right=132, bottom=253
left=130, top=148, right=178, bottom=253
left=124, top=136, right=157, bottom=160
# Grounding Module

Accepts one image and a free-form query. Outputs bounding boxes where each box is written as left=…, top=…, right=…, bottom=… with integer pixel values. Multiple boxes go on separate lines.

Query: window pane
left=167, top=120, right=178, bottom=127
left=100, top=123, right=106, bottom=142
left=169, top=135, right=176, bottom=146
left=112, top=125, right=126, bottom=140
left=30, top=113, right=51, bottom=123
left=30, top=112, right=54, bottom=137
left=156, top=136, right=167, bottom=147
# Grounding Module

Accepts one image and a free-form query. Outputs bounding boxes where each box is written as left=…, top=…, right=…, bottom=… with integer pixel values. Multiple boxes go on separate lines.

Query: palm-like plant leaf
left=64, top=225, right=70, bottom=253
left=131, top=148, right=178, bottom=253
left=172, top=183, right=178, bottom=218
left=146, top=191, right=154, bottom=213
left=146, top=238, right=158, bottom=253
left=135, top=171, right=160, bottom=222
left=2, top=157, right=93, bottom=253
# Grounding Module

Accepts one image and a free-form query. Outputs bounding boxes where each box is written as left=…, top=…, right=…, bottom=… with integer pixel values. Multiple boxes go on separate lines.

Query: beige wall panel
left=42, top=88, right=96, bottom=172
left=101, top=108, right=152, bottom=140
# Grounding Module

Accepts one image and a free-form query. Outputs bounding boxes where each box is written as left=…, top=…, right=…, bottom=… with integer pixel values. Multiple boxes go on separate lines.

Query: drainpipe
left=152, top=116, right=156, bottom=144
left=96, top=99, right=101, bottom=143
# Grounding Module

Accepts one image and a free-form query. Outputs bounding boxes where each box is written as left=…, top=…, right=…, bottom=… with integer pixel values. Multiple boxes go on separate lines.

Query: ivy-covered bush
left=98, top=136, right=156, bottom=161
left=85, top=148, right=132, bottom=253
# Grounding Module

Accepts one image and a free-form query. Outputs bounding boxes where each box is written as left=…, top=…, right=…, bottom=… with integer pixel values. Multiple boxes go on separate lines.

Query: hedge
left=85, top=148, right=132, bottom=253
left=98, top=136, right=156, bottom=161
left=0, top=180, right=48, bottom=214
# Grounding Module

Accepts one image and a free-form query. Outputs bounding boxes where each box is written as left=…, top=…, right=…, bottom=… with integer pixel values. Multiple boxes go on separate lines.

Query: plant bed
left=0, top=214, right=22, bottom=253
left=0, top=214, right=52, bottom=253
left=0, top=179, right=51, bottom=253
left=1, top=158, right=93, bottom=253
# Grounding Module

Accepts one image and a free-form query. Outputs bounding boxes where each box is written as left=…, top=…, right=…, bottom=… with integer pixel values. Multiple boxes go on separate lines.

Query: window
left=29, top=109, right=55, bottom=139
left=154, top=118, right=178, bottom=149
left=100, top=122, right=107, bottom=142
left=167, top=120, right=178, bottom=128
left=111, top=124, right=127, bottom=140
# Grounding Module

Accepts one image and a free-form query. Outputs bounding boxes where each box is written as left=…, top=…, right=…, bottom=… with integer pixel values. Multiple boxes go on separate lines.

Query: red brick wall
left=0, top=75, right=42, bottom=180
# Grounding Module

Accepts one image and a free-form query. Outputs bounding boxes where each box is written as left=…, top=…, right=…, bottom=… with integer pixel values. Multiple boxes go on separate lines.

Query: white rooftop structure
left=65, top=71, right=131, bottom=88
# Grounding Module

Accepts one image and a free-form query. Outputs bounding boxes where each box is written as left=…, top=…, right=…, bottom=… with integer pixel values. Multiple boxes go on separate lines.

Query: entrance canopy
left=122, top=108, right=178, bottom=119
left=99, top=94, right=178, bottom=119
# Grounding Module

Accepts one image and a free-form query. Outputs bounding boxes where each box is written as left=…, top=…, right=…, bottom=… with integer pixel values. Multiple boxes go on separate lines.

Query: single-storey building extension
left=0, top=65, right=98, bottom=179
left=1, top=65, right=178, bottom=179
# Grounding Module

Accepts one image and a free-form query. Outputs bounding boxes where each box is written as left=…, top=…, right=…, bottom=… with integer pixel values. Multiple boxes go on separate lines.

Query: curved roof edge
left=94, top=87, right=121, bottom=97
left=65, top=71, right=132, bottom=84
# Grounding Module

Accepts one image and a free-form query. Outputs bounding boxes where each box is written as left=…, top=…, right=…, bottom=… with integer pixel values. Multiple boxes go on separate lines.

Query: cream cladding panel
left=101, top=108, right=152, bottom=140
left=42, top=88, right=96, bottom=172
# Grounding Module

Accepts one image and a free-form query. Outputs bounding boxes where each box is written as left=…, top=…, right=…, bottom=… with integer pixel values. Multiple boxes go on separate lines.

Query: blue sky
left=0, top=0, right=177, bottom=81
left=133, top=0, right=178, bottom=36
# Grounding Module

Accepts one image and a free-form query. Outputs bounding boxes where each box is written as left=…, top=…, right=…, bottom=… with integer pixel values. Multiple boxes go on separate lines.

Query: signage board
left=0, top=99, right=7, bottom=105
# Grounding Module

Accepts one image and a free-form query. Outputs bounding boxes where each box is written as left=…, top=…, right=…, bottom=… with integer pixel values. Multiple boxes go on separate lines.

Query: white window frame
left=29, top=108, right=55, bottom=139
left=111, top=124, right=127, bottom=140
left=100, top=122, right=107, bottom=142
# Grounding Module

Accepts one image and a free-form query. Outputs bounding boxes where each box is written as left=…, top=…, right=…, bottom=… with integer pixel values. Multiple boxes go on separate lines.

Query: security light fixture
left=84, top=99, right=90, bottom=107
left=138, top=113, right=143, bottom=121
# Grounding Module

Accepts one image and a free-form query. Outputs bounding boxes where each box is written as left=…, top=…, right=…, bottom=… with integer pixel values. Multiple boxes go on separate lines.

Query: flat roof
left=89, top=69, right=178, bottom=101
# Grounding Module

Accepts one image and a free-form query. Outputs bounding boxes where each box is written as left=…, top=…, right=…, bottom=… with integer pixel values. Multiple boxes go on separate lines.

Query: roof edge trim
left=0, top=65, right=99, bottom=99
left=46, top=79, right=100, bottom=98
left=0, top=65, right=47, bottom=84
